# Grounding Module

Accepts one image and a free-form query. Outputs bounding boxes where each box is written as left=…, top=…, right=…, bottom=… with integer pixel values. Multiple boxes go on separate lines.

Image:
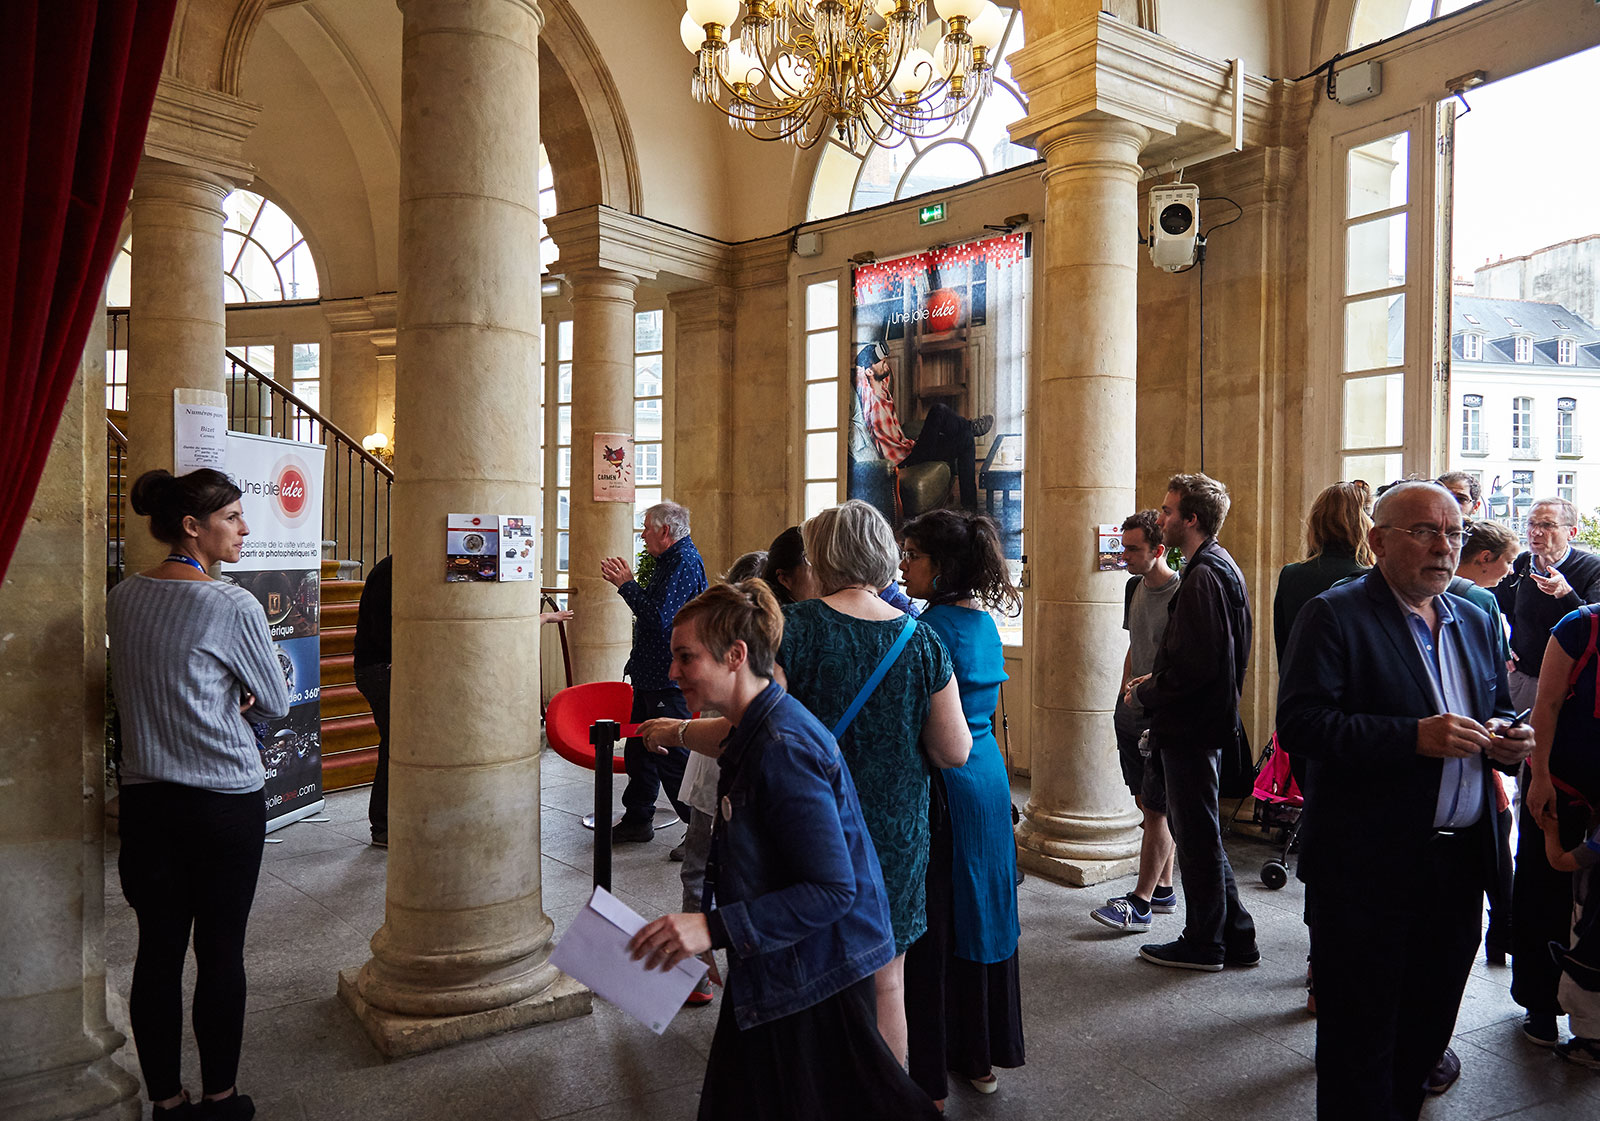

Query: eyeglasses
left=900, top=549, right=926, bottom=563
left=1377, top=525, right=1465, bottom=546
left=1528, top=520, right=1569, bottom=533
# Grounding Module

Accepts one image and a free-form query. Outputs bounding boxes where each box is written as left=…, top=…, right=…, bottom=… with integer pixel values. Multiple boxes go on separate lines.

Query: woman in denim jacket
left=631, top=581, right=939, bottom=1120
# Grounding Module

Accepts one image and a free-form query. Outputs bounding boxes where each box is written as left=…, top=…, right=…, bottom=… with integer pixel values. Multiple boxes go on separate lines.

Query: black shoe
left=1424, top=1047, right=1461, bottom=1095
left=1224, top=945, right=1262, bottom=968
left=196, top=1092, right=254, bottom=1121
left=152, top=1095, right=196, bottom=1120
left=370, top=831, right=388, bottom=848
left=611, top=816, right=655, bottom=843
left=969, top=414, right=995, bottom=438
left=1524, top=1011, right=1559, bottom=1047
left=1138, top=936, right=1223, bottom=972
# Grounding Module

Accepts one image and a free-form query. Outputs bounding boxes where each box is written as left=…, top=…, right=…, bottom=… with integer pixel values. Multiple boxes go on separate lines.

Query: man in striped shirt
left=855, top=341, right=993, bottom=509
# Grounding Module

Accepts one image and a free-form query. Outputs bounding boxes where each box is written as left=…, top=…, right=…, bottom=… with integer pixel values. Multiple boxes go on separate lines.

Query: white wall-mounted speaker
left=1149, top=184, right=1200, bottom=272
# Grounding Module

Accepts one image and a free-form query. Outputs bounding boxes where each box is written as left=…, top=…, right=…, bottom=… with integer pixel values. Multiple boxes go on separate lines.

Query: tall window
left=1511, top=396, right=1534, bottom=451
left=1558, top=337, right=1577, bottom=365
left=807, top=8, right=1033, bottom=220
left=543, top=320, right=573, bottom=590
left=1462, top=333, right=1482, bottom=360
left=1460, top=394, right=1483, bottom=454
left=1338, top=128, right=1410, bottom=483
left=1513, top=336, right=1532, bottom=364
left=1557, top=398, right=1579, bottom=457
left=290, top=343, right=320, bottom=442
left=802, top=278, right=841, bottom=518
left=633, top=310, right=665, bottom=555
left=1558, top=471, right=1576, bottom=504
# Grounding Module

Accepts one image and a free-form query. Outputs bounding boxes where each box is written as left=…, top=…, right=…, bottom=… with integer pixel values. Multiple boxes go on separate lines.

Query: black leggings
left=118, top=783, right=265, bottom=1101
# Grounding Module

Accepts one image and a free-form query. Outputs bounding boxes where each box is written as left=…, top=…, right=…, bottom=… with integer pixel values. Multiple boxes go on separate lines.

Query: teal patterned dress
left=779, top=599, right=954, bottom=953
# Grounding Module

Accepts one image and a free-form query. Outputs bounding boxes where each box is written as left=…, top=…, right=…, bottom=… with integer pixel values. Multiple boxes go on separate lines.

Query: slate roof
left=1451, top=296, right=1600, bottom=369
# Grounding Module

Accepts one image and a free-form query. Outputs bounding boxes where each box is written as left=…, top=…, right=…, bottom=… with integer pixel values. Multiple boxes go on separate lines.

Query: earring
left=932, top=574, right=941, bottom=594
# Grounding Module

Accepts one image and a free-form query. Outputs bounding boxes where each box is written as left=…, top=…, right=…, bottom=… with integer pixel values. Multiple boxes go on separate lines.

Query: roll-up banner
left=222, top=432, right=327, bottom=832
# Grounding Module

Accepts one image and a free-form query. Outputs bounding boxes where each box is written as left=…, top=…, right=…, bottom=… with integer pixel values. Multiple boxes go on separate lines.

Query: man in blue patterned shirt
left=601, top=500, right=707, bottom=842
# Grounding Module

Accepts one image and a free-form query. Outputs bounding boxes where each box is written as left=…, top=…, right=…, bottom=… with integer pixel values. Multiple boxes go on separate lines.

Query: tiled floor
left=102, top=750, right=1600, bottom=1120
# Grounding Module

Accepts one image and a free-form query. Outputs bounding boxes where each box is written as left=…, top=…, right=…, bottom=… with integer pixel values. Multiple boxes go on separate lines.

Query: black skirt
left=906, top=771, right=1026, bottom=1100
left=699, top=974, right=940, bottom=1121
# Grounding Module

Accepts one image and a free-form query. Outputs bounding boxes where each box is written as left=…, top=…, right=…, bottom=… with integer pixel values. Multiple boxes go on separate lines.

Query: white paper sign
left=173, top=390, right=228, bottom=474
left=497, top=514, right=538, bottom=581
left=549, top=886, right=708, bottom=1034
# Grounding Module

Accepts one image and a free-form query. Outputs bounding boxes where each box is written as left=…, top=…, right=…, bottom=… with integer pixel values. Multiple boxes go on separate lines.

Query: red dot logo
left=277, top=467, right=307, bottom=517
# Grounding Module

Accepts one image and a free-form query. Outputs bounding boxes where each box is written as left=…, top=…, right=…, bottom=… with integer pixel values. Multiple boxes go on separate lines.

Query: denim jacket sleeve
left=711, top=733, right=859, bottom=957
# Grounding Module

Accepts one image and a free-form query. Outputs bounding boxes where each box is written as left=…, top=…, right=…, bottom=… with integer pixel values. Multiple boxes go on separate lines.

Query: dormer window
left=1463, top=333, right=1483, bottom=360
left=1505, top=315, right=1524, bottom=328
left=1558, top=337, right=1577, bottom=365
left=1514, top=336, right=1533, bottom=363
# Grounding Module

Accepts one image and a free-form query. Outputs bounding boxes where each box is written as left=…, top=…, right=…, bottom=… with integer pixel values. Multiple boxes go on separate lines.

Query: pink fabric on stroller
left=1253, top=734, right=1303, bottom=806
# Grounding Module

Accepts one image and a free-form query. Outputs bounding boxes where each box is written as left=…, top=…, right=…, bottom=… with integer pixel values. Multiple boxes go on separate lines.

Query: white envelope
left=549, top=886, right=709, bottom=1034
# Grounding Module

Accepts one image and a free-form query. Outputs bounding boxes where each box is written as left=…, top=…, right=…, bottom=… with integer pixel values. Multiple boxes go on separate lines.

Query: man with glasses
left=1278, top=481, right=1531, bottom=1120
left=1496, top=499, right=1600, bottom=1046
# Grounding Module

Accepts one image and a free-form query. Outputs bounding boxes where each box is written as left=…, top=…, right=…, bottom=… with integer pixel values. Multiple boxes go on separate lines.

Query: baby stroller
left=1230, top=733, right=1303, bottom=889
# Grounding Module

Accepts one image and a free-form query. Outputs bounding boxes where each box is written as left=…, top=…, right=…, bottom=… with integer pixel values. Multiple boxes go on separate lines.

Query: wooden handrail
left=106, top=416, right=127, bottom=447
left=224, top=352, right=394, bottom=479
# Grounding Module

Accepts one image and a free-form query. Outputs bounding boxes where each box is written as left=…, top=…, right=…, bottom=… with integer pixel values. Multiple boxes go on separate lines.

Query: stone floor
left=103, top=749, right=1600, bottom=1120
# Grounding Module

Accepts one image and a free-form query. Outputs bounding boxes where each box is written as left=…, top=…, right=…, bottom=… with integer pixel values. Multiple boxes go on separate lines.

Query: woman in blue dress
left=898, top=508, right=1025, bottom=1106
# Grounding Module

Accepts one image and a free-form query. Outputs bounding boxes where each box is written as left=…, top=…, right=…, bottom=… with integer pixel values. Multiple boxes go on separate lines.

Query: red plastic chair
left=545, top=682, right=635, bottom=773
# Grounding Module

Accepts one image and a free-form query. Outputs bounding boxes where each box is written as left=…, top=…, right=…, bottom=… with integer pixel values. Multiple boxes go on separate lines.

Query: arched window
left=1348, top=0, right=1484, bottom=50
left=539, top=144, right=557, bottom=273
left=807, top=5, right=1034, bottom=221
left=104, top=189, right=320, bottom=308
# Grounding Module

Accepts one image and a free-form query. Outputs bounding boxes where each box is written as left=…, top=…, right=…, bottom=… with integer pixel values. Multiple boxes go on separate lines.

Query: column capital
left=565, top=265, right=641, bottom=299
left=322, top=293, right=399, bottom=345
left=1007, top=12, right=1281, bottom=173
left=143, top=76, right=261, bottom=188
left=546, top=205, right=730, bottom=288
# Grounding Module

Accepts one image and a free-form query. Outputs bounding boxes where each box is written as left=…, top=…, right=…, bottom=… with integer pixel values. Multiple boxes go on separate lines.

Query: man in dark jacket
left=1128, top=472, right=1257, bottom=971
left=353, top=555, right=392, bottom=847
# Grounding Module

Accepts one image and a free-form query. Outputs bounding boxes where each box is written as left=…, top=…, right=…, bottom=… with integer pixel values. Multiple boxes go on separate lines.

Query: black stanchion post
left=590, top=719, right=620, bottom=891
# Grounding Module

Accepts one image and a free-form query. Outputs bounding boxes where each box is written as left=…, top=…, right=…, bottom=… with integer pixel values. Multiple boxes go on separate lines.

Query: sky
left=1450, top=42, right=1600, bottom=281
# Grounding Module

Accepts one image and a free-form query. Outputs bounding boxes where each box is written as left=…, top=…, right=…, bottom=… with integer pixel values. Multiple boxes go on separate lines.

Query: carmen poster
left=848, top=231, right=1031, bottom=566
left=221, top=431, right=327, bottom=832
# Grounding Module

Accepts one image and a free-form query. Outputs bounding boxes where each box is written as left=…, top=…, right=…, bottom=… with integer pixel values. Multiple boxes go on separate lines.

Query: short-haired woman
left=108, top=469, right=290, bottom=1121
left=629, top=581, right=939, bottom=1120
left=898, top=509, right=1026, bottom=1106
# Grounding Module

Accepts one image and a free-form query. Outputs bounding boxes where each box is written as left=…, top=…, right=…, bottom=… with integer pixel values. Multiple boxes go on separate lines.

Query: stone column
left=0, top=312, right=139, bottom=1121
left=337, top=0, right=588, bottom=1057
left=1013, top=118, right=1149, bottom=885
left=668, top=286, right=735, bottom=575
left=565, top=266, right=639, bottom=684
left=124, top=160, right=229, bottom=572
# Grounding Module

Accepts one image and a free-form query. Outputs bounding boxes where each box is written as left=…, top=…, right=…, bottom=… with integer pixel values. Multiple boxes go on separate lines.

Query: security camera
left=1149, top=184, right=1200, bottom=272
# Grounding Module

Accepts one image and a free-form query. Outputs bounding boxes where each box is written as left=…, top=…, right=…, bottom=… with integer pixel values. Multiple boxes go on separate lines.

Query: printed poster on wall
left=498, top=515, right=538, bottom=581
left=173, top=388, right=228, bottom=473
left=447, top=514, right=501, bottom=582
left=1097, top=524, right=1128, bottom=571
left=221, top=431, right=326, bottom=833
left=594, top=432, right=635, bottom=502
left=849, top=231, right=1031, bottom=566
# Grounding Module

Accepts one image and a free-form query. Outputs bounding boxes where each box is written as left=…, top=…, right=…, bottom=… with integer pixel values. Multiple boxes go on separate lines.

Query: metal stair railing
left=106, top=416, right=128, bottom=586
left=225, top=350, right=393, bottom=571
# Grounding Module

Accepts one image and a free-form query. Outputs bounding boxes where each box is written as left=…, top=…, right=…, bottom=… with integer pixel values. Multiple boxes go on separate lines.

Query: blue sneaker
left=1091, top=896, right=1152, bottom=932
left=1149, top=889, right=1178, bottom=914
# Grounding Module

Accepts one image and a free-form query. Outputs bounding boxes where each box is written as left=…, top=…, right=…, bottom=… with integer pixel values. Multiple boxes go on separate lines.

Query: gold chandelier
left=679, top=1, right=1007, bottom=149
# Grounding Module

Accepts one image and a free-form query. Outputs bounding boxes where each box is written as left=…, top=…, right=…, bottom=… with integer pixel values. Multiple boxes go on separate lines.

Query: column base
left=1017, top=848, right=1140, bottom=888
left=0, top=1055, right=140, bottom=1121
left=337, top=968, right=592, bottom=1059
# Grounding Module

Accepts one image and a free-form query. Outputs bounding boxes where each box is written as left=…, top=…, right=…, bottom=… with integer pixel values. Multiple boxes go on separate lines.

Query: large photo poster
left=849, top=231, right=1031, bottom=570
left=222, top=431, right=327, bottom=832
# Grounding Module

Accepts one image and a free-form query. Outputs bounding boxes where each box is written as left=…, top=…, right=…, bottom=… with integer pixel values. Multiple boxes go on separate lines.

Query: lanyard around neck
left=164, top=553, right=207, bottom=573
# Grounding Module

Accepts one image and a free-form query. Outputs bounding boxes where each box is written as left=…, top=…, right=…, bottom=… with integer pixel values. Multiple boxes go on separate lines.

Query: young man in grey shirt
left=1092, top=510, right=1181, bottom=931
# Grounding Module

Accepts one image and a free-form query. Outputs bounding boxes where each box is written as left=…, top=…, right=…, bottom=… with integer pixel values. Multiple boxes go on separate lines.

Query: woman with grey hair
left=641, top=500, right=969, bottom=1070
left=778, top=500, right=971, bottom=1066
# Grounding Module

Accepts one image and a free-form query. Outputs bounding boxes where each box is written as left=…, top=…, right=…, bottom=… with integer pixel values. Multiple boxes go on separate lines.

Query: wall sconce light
left=362, top=431, right=394, bottom=465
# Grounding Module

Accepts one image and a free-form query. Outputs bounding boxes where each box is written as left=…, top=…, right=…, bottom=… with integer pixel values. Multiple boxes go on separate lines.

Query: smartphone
left=1509, top=706, right=1533, bottom=727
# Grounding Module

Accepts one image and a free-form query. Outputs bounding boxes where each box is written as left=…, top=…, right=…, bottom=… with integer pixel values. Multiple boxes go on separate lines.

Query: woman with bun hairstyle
left=107, top=469, right=290, bottom=1121
left=761, top=526, right=820, bottom=606
left=629, top=580, right=938, bottom=1120
left=897, top=508, right=1025, bottom=1106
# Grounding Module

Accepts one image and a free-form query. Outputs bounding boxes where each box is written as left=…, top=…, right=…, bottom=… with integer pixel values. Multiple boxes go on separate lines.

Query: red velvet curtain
left=0, top=0, right=178, bottom=580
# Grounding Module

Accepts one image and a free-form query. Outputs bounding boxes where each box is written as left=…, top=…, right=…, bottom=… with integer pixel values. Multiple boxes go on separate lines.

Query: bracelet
left=676, top=719, right=689, bottom=748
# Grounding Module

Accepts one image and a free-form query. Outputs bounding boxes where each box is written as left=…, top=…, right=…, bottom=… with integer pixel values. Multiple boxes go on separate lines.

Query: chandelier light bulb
left=722, top=37, right=764, bottom=87
left=685, top=0, right=740, bottom=29
left=773, top=52, right=809, bottom=96
left=968, top=1, right=1005, bottom=51
left=932, top=0, right=984, bottom=20
left=891, top=46, right=936, bottom=95
left=679, top=11, right=705, bottom=53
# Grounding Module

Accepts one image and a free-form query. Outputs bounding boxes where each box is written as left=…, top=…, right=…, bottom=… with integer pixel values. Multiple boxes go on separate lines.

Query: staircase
left=319, top=557, right=380, bottom=791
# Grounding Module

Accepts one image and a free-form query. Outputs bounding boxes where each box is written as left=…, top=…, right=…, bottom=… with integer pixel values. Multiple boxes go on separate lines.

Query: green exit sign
left=918, top=202, right=947, bottom=225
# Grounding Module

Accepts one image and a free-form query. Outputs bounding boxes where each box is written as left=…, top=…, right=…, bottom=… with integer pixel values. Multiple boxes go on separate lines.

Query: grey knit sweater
left=108, top=575, right=291, bottom=793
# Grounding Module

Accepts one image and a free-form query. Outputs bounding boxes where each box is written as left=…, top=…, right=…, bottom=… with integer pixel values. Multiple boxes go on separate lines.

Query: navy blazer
left=1276, top=567, right=1514, bottom=892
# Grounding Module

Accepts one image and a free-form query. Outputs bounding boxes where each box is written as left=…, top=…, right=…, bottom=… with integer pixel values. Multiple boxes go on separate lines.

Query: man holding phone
left=1278, top=481, right=1533, bottom=1119
left=1495, top=499, right=1600, bottom=1045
